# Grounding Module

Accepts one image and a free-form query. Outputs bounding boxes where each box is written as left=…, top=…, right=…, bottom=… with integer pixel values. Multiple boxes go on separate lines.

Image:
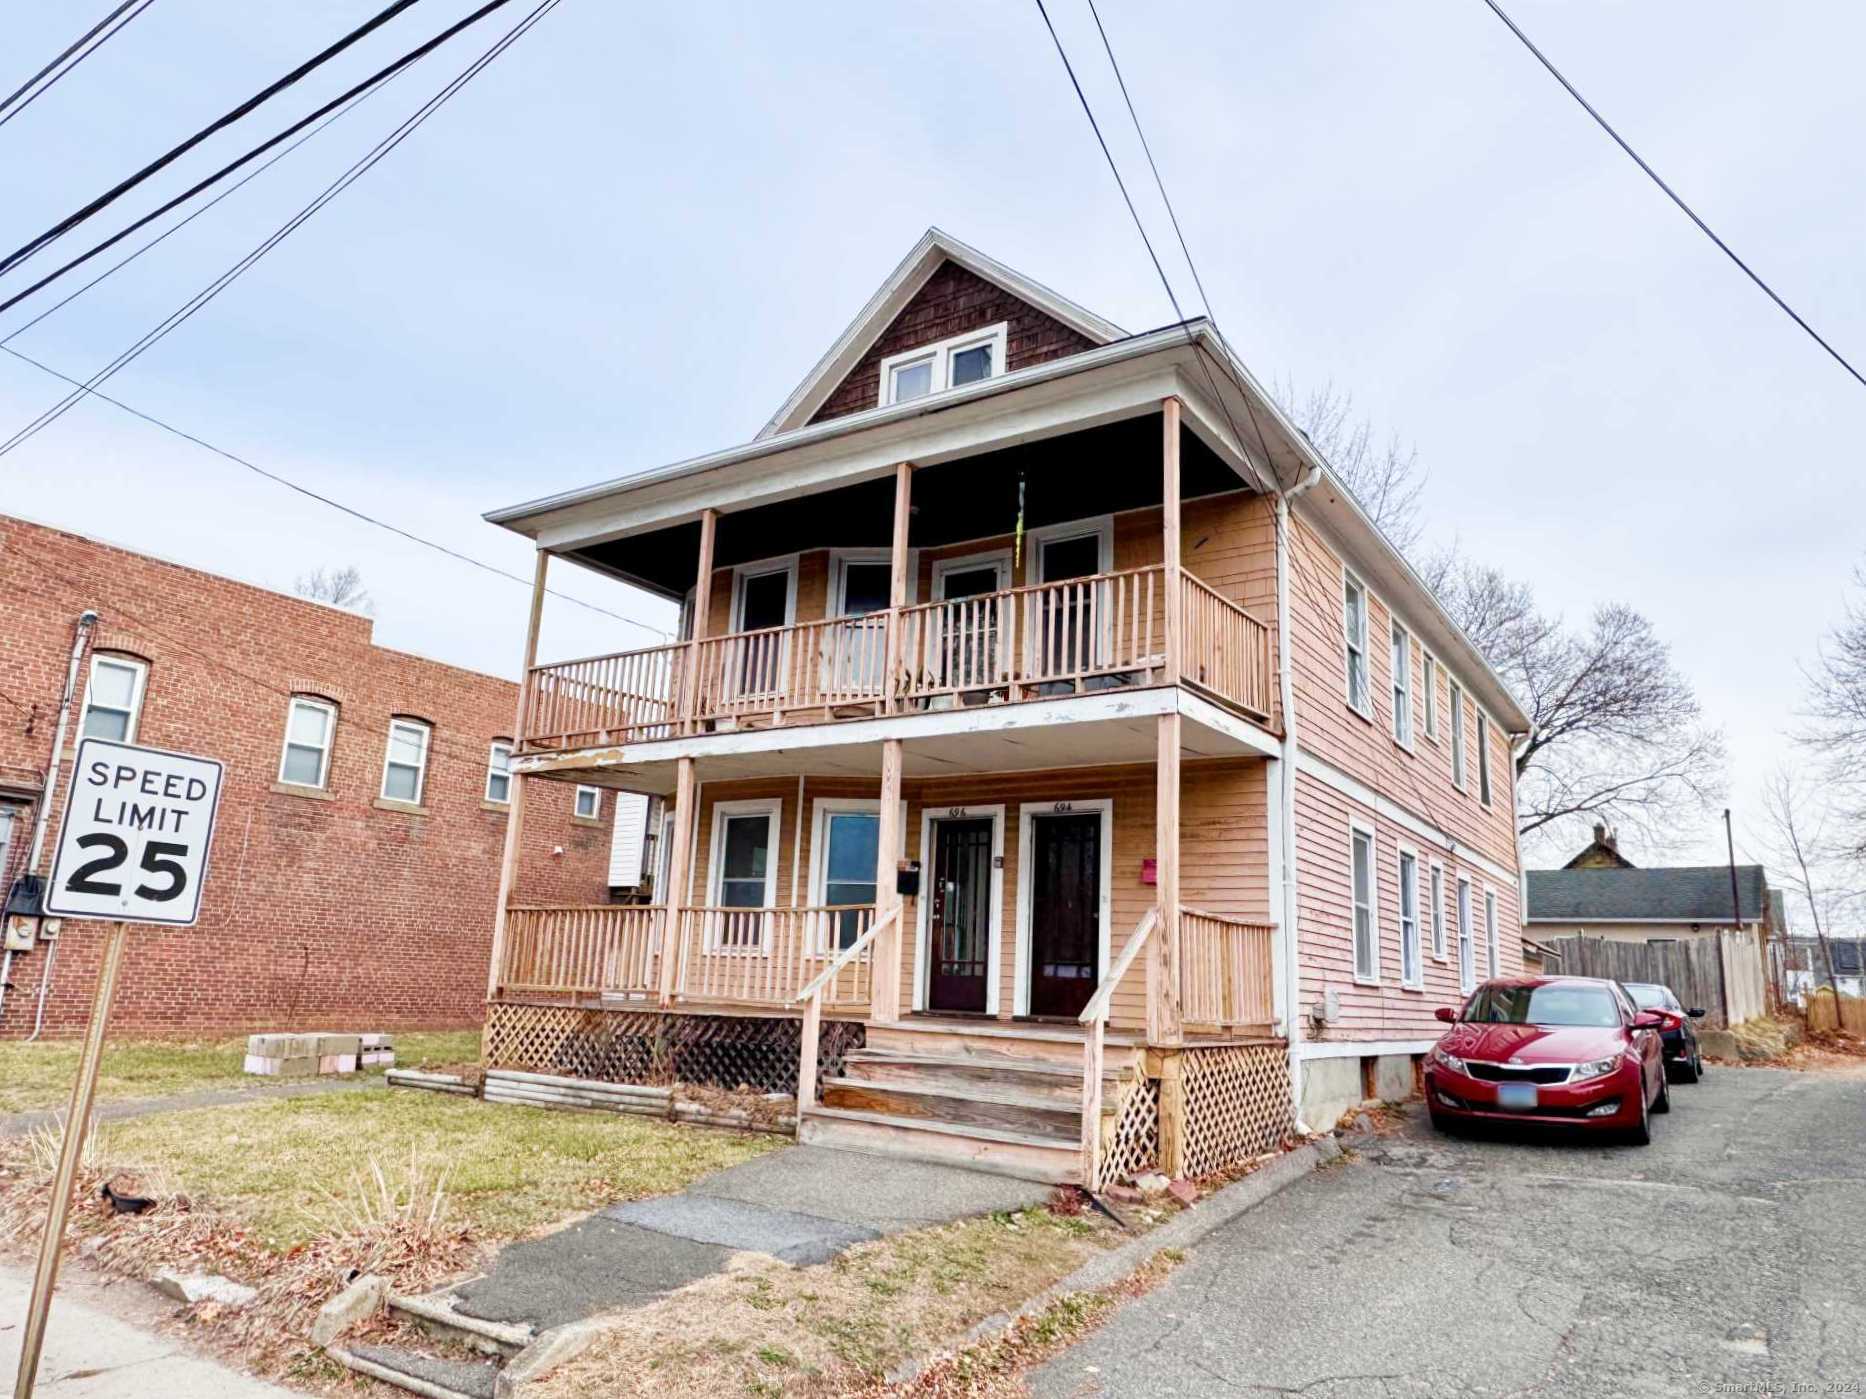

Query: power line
left=1478, top=0, right=1866, bottom=392
left=0, top=0, right=421, bottom=280
left=0, top=0, right=155, bottom=133
left=0, top=0, right=515, bottom=320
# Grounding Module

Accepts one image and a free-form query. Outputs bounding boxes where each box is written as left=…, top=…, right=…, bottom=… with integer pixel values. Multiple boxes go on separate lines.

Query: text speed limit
left=44, top=738, right=225, bottom=926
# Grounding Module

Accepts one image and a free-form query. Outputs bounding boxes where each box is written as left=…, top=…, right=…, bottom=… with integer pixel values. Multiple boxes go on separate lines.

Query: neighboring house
left=478, top=228, right=1531, bottom=1183
left=1563, top=822, right=1635, bottom=869
left=1782, top=937, right=1864, bottom=1000
left=1524, top=863, right=1776, bottom=945
left=0, top=514, right=612, bottom=1038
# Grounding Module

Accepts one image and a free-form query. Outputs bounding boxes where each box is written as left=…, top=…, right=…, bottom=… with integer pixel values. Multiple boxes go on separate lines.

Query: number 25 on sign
left=15, top=738, right=224, bottom=1399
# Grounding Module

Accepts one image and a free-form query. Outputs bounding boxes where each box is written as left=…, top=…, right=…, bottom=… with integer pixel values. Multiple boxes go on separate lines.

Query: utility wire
left=0, top=0, right=512, bottom=319
left=0, top=0, right=154, bottom=132
left=0, top=0, right=421, bottom=280
left=1478, top=0, right=1866, bottom=391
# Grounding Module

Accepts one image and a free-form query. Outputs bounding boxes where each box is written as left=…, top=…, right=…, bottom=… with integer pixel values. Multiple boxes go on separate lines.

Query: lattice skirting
left=1099, top=1072, right=1161, bottom=1186
left=483, top=1002, right=864, bottom=1098
left=1178, top=1042, right=1292, bottom=1178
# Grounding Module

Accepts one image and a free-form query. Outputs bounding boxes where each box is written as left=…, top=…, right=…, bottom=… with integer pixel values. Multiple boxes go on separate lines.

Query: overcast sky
left=4, top=1, right=1861, bottom=874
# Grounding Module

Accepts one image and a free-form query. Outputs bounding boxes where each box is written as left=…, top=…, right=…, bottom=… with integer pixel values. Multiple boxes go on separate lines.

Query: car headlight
left=1433, top=1045, right=1468, bottom=1076
left=1572, top=1053, right=1622, bottom=1082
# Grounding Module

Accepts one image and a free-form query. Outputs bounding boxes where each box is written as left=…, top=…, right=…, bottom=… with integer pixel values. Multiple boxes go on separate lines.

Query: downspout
left=1276, top=467, right=1321, bottom=1131
left=7, top=610, right=96, bottom=1034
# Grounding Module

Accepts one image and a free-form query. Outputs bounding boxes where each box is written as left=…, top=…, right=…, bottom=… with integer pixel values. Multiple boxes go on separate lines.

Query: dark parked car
left=1425, top=976, right=1679, bottom=1145
left=1624, top=981, right=1707, bottom=1082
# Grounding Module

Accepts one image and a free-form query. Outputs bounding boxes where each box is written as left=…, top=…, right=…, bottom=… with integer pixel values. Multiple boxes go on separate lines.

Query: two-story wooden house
left=478, top=229, right=1529, bottom=1186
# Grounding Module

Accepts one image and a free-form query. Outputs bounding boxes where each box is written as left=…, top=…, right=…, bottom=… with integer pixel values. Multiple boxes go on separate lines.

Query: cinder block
left=315, top=1034, right=361, bottom=1058
left=277, top=1055, right=318, bottom=1077
left=359, top=1032, right=394, bottom=1049
left=248, top=1033, right=316, bottom=1058
left=360, top=1050, right=395, bottom=1068
left=243, top=1054, right=281, bottom=1076
left=318, top=1054, right=358, bottom=1075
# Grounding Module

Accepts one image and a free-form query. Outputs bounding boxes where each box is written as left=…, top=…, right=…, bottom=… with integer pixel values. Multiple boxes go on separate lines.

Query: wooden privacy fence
left=1805, top=987, right=1866, bottom=1036
left=1178, top=907, right=1275, bottom=1030
left=1541, top=933, right=1766, bottom=1031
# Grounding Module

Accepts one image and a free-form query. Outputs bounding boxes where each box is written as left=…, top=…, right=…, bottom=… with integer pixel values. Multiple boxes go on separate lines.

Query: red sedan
left=1424, top=976, right=1680, bottom=1145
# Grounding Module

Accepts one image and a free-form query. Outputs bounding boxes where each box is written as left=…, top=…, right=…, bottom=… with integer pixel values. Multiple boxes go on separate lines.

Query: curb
left=885, top=1135, right=1342, bottom=1385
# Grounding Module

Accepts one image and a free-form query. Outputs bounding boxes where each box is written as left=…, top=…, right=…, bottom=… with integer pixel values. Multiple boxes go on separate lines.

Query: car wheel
left=1626, top=1081, right=1652, bottom=1146
left=1429, top=1107, right=1458, bottom=1136
left=1653, top=1069, right=1671, bottom=1114
left=1676, top=1052, right=1699, bottom=1085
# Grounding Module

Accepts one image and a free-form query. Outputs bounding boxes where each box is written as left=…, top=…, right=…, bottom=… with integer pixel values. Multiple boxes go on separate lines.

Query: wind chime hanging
left=1013, top=470, right=1026, bottom=571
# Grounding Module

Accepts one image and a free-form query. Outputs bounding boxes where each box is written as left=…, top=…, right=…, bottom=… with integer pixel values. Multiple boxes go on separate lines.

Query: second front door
left=927, top=817, right=993, bottom=1013
left=1028, top=812, right=1102, bottom=1018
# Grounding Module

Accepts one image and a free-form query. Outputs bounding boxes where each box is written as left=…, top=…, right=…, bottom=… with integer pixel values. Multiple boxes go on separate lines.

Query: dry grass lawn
left=0, top=1028, right=482, bottom=1115
left=534, top=1203, right=1123, bottom=1398
left=92, top=1086, right=780, bottom=1249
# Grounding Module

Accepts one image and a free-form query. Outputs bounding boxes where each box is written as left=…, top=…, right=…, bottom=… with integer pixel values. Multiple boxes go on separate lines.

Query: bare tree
left=1757, top=766, right=1848, bottom=997
left=1802, top=564, right=1866, bottom=858
left=1277, top=377, right=1427, bottom=554
left=1429, top=554, right=1725, bottom=856
left=294, top=565, right=373, bottom=615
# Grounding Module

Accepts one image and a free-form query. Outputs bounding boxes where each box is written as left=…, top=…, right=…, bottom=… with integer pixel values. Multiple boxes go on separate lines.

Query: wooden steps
left=799, top=1106, right=1080, bottom=1185
left=820, top=1076, right=1081, bottom=1136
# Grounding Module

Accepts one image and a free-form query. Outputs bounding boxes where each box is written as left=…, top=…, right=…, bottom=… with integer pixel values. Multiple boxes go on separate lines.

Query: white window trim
left=877, top=321, right=1008, bottom=408
left=379, top=718, right=431, bottom=805
left=912, top=802, right=1006, bottom=1015
left=1397, top=842, right=1423, bottom=990
left=1484, top=885, right=1501, bottom=978
left=1342, top=570, right=1372, bottom=720
left=706, top=798, right=783, bottom=949
left=1449, top=681, right=1468, bottom=792
left=1390, top=618, right=1414, bottom=751
left=277, top=696, right=337, bottom=789
left=484, top=740, right=514, bottom=805
left=80, top=653, right=148, bottom=743
left=1428, top=859, right=1448, bottom=961
left=1477, top=710, right=1494, bottom=808
left=1013, top=797, right=1114, bottom=1017
left=1422, top=652, right=1440, bottom=742
left=1022, top=515, right=1115, bottom=587
left=574, top=785, right=603, bottom=820
left=930, top=548, right=1013, bottom=600
left=1349, top=817, right=1380, bottom=985
left=806, top=797, right=906, bottom=952
left=1456, top=874, right=1476, bottom=994
left=729, top=554, right=801, bottom=633
left=828, top=548, right=913, bottom=616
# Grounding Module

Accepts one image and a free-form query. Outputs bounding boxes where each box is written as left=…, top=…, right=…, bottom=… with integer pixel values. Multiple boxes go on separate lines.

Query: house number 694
left=1051, top=802, right=1075, bottom=812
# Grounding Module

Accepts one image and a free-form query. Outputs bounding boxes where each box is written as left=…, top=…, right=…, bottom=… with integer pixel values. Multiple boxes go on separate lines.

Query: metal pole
left=1719, top=809, right=1740, bottom=1025
left=14, top=919, right=129, bottom=1399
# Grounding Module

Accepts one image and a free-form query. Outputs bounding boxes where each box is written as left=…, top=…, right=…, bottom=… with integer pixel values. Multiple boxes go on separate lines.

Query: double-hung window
left=1398, top=849, right=1421, bottom=987
left=1456, top=876, right=1475, bottom=993
left=1485, top=888, right=1501, bottom=977
left=1391, top=620, right=1412, bottom=747
left=279, top=697, right=336, bottom=788
left=1351, top=822, right=1378, bottom=982
left=1429, top=862, right=1446, bottom=959
left=711, top=801, right=779, bottom=950
left=381, top=718, right=430, bottom=804
left=1449, top=681, right=1468, bottom=790
left=80, top=654, right=146, bottom=741
left=485, top=742, right=513, bottom=804
left=878, top=323, right=1007, bottom=407
left=1422, top=654, right=1439, bottom=740
left=1477, top=711, right=1493, bottom=806
left=815, top=802, right=880, bottom=950
left=1343, top=573, right=1370, bottom=716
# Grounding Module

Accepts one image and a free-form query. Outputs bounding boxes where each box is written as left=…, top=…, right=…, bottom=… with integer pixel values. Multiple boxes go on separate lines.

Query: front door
left=1028, top=812, right=1101, bottom=1018
left=927, top=817, right=993, bottom=1012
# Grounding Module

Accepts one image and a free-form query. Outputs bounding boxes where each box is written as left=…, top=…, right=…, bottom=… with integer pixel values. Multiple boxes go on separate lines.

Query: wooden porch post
left=1151, top=710, right=1184, bottom=1042
left=657, top=756, right=697, bottom=1006
left=871, top=737, right=905, bottom=1023
left=1162, top=397, right=1183, bottom=686
left=884, top=462, right=912, bottom=713
left=486, top=548, right=550, bottom=1004
left=680, top=508, right=718, bottom=733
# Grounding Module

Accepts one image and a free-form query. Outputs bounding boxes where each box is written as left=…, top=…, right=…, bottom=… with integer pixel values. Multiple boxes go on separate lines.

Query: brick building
left=0, top=513, right=613, bottom=1038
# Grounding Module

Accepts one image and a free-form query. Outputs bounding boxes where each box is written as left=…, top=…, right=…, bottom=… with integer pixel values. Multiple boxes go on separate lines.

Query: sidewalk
left=0, top=1075, right=376, bottom=1139
left=0, top=1263, right=297, bottom=1398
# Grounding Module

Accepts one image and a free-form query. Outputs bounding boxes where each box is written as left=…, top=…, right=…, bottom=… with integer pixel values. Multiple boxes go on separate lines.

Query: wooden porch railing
left=1078, top=905, right=1160, bottom=1193
left=499, top=906, right=663, bottom=999
left=1178, top=906, right=1276, bottom=1030
left=793, top=906, right=898, bottom=1110
left=518, top=565, right=1274, bottom=751
left=671, top=904, right=878, bottom=1007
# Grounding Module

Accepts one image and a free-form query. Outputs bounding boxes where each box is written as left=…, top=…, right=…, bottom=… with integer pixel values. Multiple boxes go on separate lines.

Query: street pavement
left=1035, top=1064, right=1866, bottom=1397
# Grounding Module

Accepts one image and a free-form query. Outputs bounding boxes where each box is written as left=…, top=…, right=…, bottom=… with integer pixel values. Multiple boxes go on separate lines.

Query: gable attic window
left=877, top=323, right=1008, bottom=407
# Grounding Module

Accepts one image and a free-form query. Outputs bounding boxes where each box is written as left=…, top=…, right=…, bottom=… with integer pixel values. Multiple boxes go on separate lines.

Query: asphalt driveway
left=1036, top=1064, right=1866, bottom=1397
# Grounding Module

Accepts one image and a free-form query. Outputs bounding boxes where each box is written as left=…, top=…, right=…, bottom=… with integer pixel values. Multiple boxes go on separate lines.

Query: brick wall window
left=278, top=696, right=336, bottom=788
left=573, top=784, right=601, bottom=821
left=80, top=653, right=147, bottom=742
left=381, top=718, right=431, bottom=804
left=485, top=741, right=513, bottom=804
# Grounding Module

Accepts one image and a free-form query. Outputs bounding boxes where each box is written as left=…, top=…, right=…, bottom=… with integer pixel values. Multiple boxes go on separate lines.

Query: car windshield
left=1625, top=984, right=1674, bottom=1011
left=1462, top=983, right=1622, bottom=1028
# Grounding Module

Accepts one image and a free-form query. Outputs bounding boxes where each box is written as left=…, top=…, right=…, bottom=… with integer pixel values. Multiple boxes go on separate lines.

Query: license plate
left=1495, top=1082, right=1539, bottom=1111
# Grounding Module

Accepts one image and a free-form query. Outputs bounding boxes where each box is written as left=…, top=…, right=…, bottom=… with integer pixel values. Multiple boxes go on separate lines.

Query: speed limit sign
left=44, top=737, right=224, bottom=927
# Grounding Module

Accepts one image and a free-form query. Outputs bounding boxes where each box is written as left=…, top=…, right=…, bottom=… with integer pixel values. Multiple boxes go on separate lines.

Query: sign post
left=13, top=738, right=222, bottom=1399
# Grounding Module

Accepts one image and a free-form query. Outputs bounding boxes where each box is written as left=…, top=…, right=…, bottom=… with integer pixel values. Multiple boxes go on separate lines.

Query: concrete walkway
left=449, top=1146, right=1051, bottom=1331
left=0, top=1075, right=378, bottom=1139
left=0, top=1264, right=297, bottom=1398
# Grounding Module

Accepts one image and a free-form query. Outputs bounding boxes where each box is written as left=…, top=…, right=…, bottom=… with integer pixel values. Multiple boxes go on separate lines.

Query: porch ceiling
left=514, top=688, right=1274, bottom=795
